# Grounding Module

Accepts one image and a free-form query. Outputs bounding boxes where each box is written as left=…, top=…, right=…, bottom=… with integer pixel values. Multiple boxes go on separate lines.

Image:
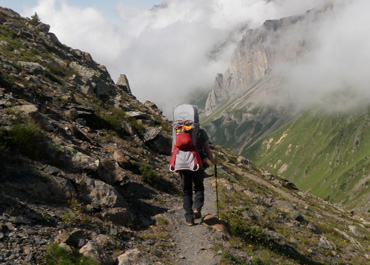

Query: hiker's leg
left=193, top=170, right=204, bottom=212
left=180, top=171, right=194, bottom=222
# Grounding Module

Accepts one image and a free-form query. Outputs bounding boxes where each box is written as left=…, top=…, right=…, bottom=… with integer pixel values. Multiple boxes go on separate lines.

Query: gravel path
left=167, top=176, right=222, bottom=265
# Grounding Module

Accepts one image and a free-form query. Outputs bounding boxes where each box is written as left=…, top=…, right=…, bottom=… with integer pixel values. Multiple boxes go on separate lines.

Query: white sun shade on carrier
left=173, top=104, right=199, bottom=124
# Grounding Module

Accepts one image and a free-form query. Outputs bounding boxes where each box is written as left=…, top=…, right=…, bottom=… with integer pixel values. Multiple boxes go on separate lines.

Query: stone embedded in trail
left=202, top=214, right=230, bottom=238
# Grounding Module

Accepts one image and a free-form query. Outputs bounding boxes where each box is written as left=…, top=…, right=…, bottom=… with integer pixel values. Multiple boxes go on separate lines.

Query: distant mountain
left=201, top=7, right=326, bottom=153
left=201, top=4, right=370, bottom=212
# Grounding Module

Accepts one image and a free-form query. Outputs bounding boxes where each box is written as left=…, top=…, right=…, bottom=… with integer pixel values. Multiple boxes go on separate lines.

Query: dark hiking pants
left=180, top=170, right=204, bottom=222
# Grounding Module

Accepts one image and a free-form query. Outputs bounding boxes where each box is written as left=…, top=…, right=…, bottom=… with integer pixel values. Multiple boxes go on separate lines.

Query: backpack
left=169, top=104, right=203, bottom=172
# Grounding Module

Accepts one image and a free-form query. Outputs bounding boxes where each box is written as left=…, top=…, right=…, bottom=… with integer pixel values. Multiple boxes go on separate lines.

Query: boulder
left=80, top=177, right=127, bottom=209
left=264, top=228, right=287, bottom=246
left=118, top=248, right=143, bottom=265
left=4, top=173, right=76, bottom=203
left=101, top=207, right=135, bottom=226
left=95, top=234, right=121, bottom=249
left=120, top=120, right=138, bottom=136
left=274, top=200, right=304, bottom=222
left=98, top=158, right=131, bottom=184
left=318, top=236, right=336, bottom=250
left=18, top=61, right=45, bottom=75
left=143, top=127, right=171, bottom=155
left=35, top=23, right=50, bottom=33
left=126, top=111, right=147, bottom=119
left=55, top=229, right=87, bottom=248
left=144, top=101, right=158, bottom=110
left=306, top=222, right=322, bottom=234
left=69, top=62, right=115, bottom=97
left=79, top=240, right=115, bottom=265
left=202, top=214, right=230, bottom=238
left=70, top=152, right=100, bottom=172
left=116, top=74, right=132, bottom=94
left=12, top=104, right=54, bottom=131
left=113, top=150, right=132, bottom=168
left=0, top=40, right=13, bottom=51
left=348, top=225, right=365, bottom=238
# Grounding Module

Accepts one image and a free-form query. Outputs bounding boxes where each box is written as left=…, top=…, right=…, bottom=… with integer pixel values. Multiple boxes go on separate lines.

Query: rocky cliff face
left=204, top=14, right=307, bottom=114
left=202, top=8, right=328, bottom=154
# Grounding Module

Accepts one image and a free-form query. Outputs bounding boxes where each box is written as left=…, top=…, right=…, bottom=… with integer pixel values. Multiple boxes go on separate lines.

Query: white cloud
left=23, top=0, right=338, bottom=116
left=269, top=0, right=370, bottom=112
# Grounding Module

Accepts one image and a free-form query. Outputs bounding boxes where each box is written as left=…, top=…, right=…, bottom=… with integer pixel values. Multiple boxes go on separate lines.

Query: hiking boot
left=185, top=216, right=194, bottom=226
left=194, top=210, right=201, bottom=219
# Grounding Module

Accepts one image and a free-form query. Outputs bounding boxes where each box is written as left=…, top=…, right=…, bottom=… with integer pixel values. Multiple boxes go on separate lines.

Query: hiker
left=169, top=104, right=218, bottom=226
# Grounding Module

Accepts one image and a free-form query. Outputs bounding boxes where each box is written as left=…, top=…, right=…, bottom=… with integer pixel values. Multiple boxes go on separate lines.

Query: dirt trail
left=166, top=177, right=222, bottom=265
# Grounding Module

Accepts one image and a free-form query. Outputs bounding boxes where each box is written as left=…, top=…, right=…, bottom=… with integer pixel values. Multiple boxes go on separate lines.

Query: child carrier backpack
left=169, top=104, right=203, bottom=172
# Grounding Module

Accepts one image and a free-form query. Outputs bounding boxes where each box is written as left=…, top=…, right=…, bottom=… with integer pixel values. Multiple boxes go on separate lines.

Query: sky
left=1, top=0, right=367, bottom=116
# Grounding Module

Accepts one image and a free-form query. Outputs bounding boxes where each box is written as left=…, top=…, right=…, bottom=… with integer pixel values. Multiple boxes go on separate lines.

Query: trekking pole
left=215, top=164, right=220, bottom=220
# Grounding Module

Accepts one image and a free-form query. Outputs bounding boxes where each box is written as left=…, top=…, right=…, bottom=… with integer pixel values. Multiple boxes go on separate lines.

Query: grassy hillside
left=244, top=106, right=370, bottom=212
left=207, top=145, right=370, bottom=264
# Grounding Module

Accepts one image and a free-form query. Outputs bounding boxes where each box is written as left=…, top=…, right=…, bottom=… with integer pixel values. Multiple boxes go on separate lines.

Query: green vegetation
left=30, top=12, right=41, bottom=25
left=132, top=161, right=179, bottom=195
left=216, top=182, right=305, bottom=264
left=8, top=119, right=41, bottom=156
left=61, top=211, right=78, bottom=225
left=212, top=162, right=368, bottom=264
left=60, top=198, right=93, bottom=226
left=206, top=143, right=370, bottom=263
left=137, top=161, right=161, bottom=185
left=97, top=106, right=129, bottom=137
left=73, top=93, right=151, bottom=140
left=244, top=106, right=370, bottom=210
left=39, top=243, right=98, bottom=265
left=0, top=116, right=54, bottom=160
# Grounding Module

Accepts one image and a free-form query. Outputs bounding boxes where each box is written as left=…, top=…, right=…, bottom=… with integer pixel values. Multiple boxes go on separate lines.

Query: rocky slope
left=0, top=7, right=176, bottom=264
left=1, top=6, right=370, bottom=265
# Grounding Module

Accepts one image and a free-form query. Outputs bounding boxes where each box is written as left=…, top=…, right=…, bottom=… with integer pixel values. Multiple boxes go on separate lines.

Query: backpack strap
left=169, top=147, right=179, bottom=172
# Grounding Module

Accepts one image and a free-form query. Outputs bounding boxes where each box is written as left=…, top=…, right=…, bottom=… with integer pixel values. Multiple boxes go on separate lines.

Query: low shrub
left=137, top=162, right=160, bottom=185
left=7, top=118, right=49, bottom=159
